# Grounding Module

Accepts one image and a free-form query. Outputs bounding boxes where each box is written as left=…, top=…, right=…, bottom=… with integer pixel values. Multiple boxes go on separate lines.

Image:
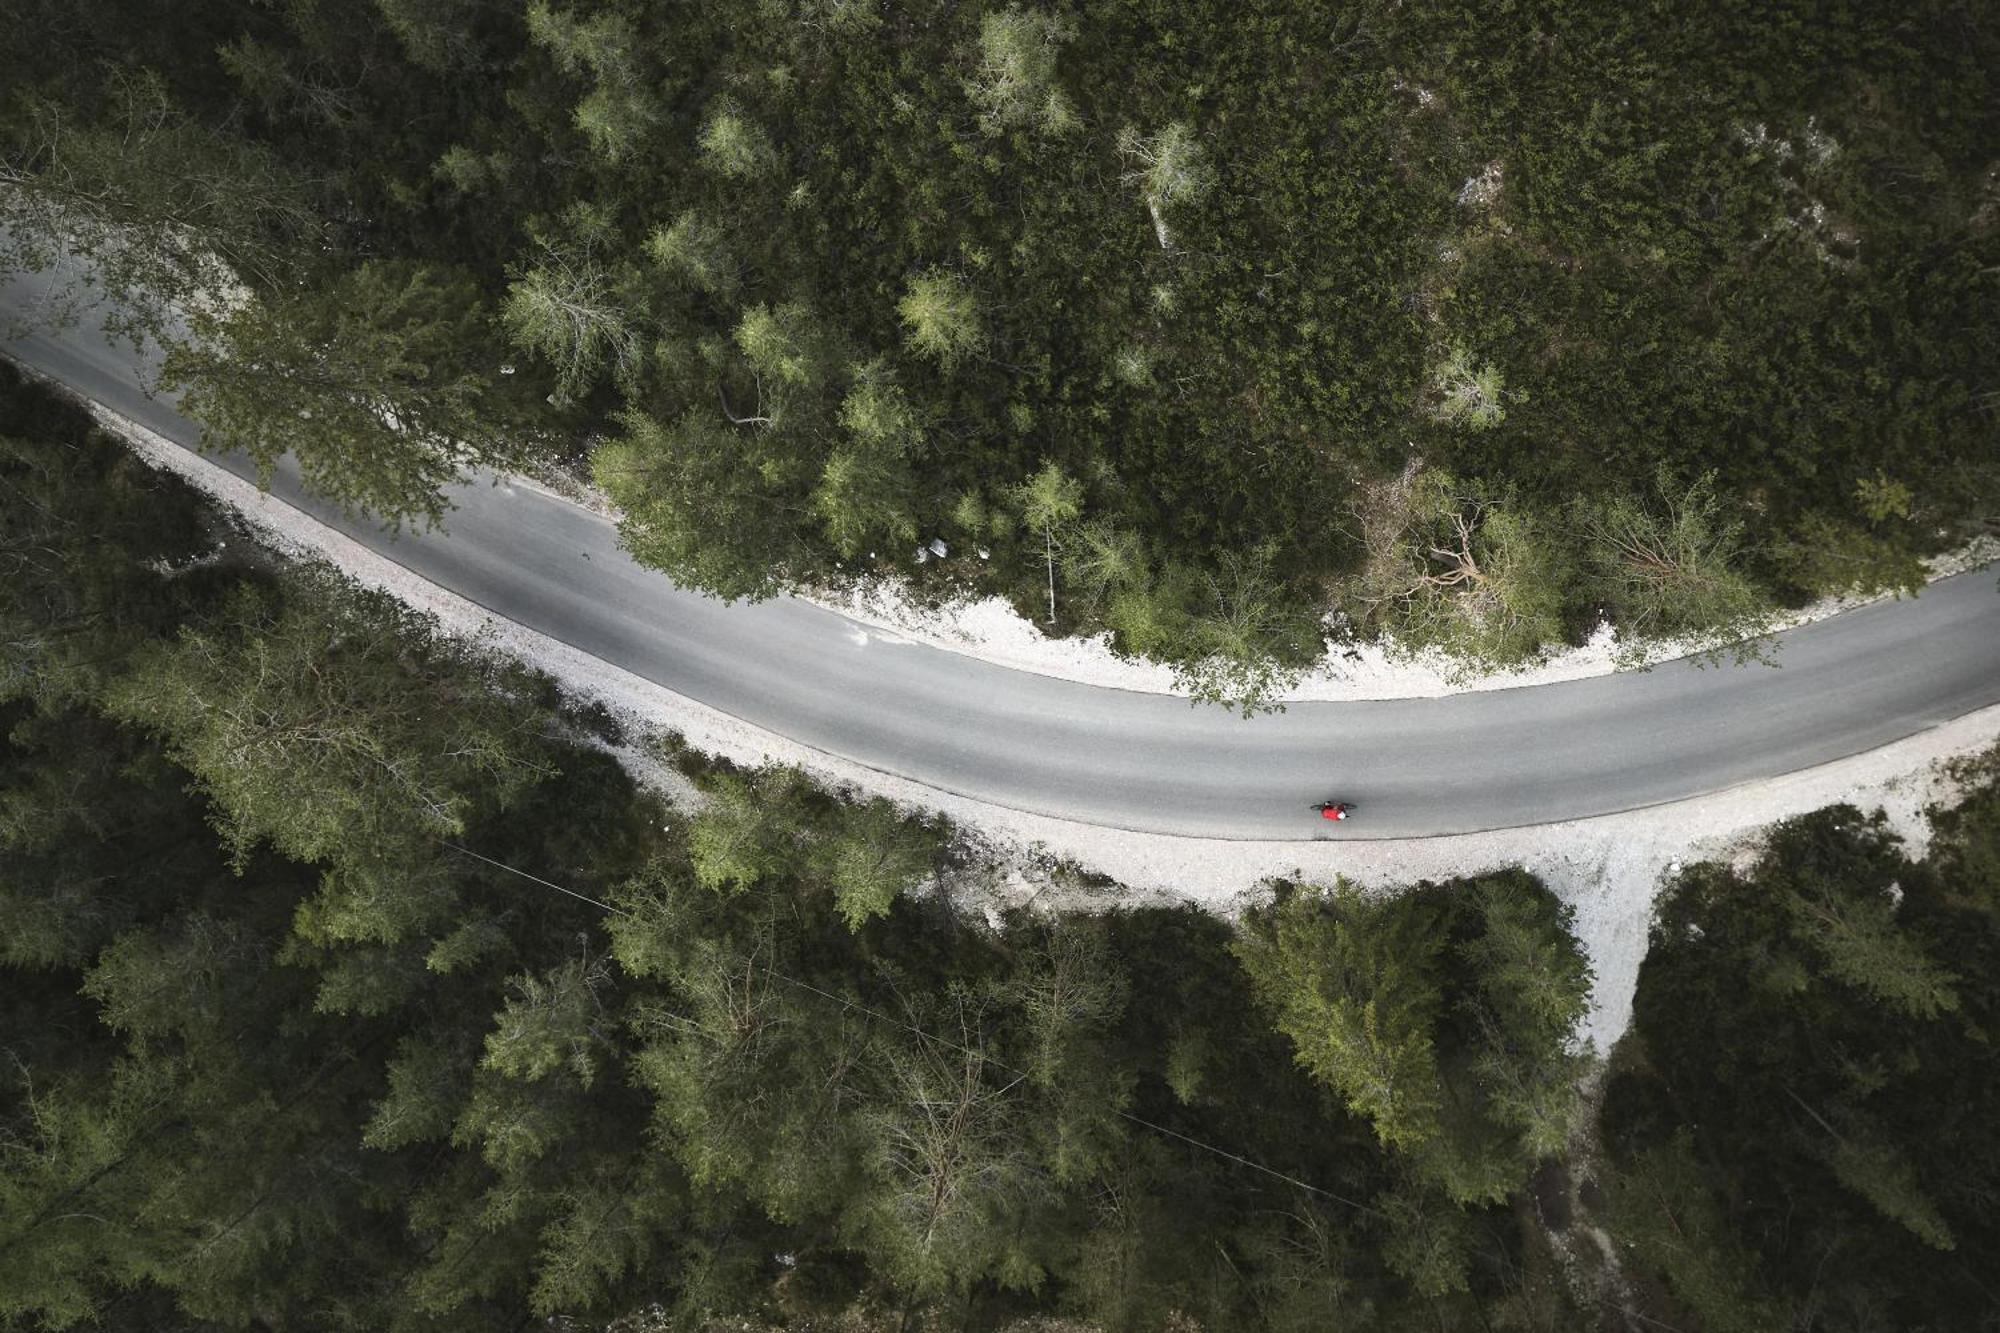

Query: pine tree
left=697, top=101, right=776, bottom=181
left=1346, top=472, right=1573, bottom=669
left=594, top=409, right=811, bottom=600
left=1578, top=469, right=1773, bottom=656
left=1013, top=461, right=1083, bottom=623
left=0, top=68, right=317, bottom=346
left=811, top=796, right=939, bottom=929
left=1602, top=1134, right=1788, bottom=1333
left=1234, top=882, right=1447, bottom=1155
left=502, top=209, right=642, bottom=405
left=898, top=269, right=984, bottom=369
left=967, top=6, right=1075, bottom=135
left=101, top=575, right=549, bottom=944
left=685, top=768, right=812, bottom=894
left=647, top=211, right=740, bottom=298
left=525, top=1, right=658, bottom=163
left=163, top=261, right=520, bottom=530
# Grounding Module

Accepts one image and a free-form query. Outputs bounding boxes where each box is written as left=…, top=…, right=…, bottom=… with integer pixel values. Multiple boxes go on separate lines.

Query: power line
left=442, top=838, right=628, bottom=916
left=443, top=837, right=1384, bottom=1218
left=764, top=969, right=1380, bottom=1215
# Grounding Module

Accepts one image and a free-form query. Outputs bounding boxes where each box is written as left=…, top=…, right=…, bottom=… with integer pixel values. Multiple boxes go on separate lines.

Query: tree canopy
left=2, top=361, right=1604, bottom=1331
left=4, top=0, right=1992, bottom=709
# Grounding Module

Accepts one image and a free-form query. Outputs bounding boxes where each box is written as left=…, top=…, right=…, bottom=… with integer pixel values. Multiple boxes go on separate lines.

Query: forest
left=6, top=346, right=2000, bottom=1329
left=3, top=0, right=1996, bottom=706
left=5, top=1, right=1999, bottom=1328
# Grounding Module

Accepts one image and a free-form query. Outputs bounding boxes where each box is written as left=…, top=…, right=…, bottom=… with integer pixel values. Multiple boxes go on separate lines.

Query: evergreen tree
left=525, top=0, right=658, bottom=164
left=163, top=261, right=525, bottom=530
left=897, top=269, right=984, bottom=369
left=1600, top=796, right=2000, bottom=1328
left=101, top=573, right=549, bottom=945
left=1235, top=881, right=1448, bottom=1156
left=1237, top=873, right=1592, bottom=1203
left=811, top=796, right=940, bottom=929
left=0, top=68, right=318, bottom=345
left=1346, top=472, right=1573, bottom=670
left=1578, top=469, right=1772, bottom=657
left=502, top=208, right=643, bottom=405
left=1013, top=460, right=1082, bottom=622
left=595, top=408, right=810, bottom=600
left=967, top=6, right=1076, bottom=135
left=647, top=210, right=740, bottom=298
left=0, top=370, right=211, bottom=704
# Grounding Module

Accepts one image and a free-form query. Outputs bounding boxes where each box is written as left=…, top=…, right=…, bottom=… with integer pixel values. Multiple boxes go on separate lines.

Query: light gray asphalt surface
left=6, top=271, right=1998, bottom=840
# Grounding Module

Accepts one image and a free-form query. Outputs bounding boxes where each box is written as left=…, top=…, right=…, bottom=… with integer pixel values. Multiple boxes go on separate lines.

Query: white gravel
left=330, top=427, right=2000, bottom=707
left=813, top=537, right=1996, bottom=702
left=91, top=400, right=2000, bottom=1053
left=506, top=456, right=2000, bottom=705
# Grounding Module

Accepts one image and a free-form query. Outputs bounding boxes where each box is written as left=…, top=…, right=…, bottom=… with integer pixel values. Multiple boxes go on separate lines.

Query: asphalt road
left=6, top=271, right=1998, bottom=840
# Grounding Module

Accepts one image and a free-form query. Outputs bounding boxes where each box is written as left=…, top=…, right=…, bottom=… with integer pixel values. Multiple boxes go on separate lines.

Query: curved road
left=6, top=273, right=1998, bottom=840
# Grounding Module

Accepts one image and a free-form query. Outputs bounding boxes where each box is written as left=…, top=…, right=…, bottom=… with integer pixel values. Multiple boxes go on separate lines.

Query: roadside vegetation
left=5, top=2, right=1999, bottom=1327
left=1595, top=776, right=2000, bottom=1330
left=8, top=332, right=2000, bottom=1329
left=3, top=1, right=1995, bottom=708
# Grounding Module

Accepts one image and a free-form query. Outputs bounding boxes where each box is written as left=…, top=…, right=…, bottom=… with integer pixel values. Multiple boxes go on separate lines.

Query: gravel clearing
left=90, top=397, right=2000, bottom=1053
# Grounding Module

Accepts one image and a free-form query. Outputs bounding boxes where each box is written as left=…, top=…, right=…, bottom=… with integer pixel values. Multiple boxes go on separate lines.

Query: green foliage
left=1170, top=550, right=1325, bottom=715
left=1600, top=783, right=2000, bottom=1328
left=594, top=408, right=808, bottom=600
left=1061, top=519, right=1146, bottom=612
left=526, top=1, right=657, bottom=163
left=0, top=67, right=317, bottom=343
left=1012, top=459, right=1082, bottom=535
left=1825, top=1132, right=1956, bottom=1252
left=813, top=446, right=919, bottom=558
left=1783, top=860, right=1960, bottom=1020
left=698, top=101, right=776, bottom=180
left=1768, top=510, right=1927, bottom=599
left=1379, top=1182, right=1475, bottom=1297
left=0, top=364, right=1594, bottom=1326
left=837, top=362, right=923, bottom=454
left=0, top=368, right=210, bottom=706
left=1345, top=471, right=1572, bottom=670
left=1118, top=120, right=1211, bottom=247
left=1012, top=459, right=1083, bottom=622
left=483, top=955, right=615, bottom=1086
left=5, top=0, right=2000, bottom=1317
left=0, top=360, right=1584, bottom=1320
left=373, top=0, right=493, bottom=73
left=101, top=573, right=548, bottom=942
left=1235, top=871, right=1593, bottom=1203
left=897, top=268, right=984, bottom=369
left=3, top=0, right=1995, bottom=696
left=1236, top=881, right=1445, bottom=1150
left=1602, top=1133, right=1784, bottom=1333
left=815, top=374, right=922, bottom=559
left=1578, top=469, right=1773, bottom=653
left=1854, top=472, right=1914, bottom=523
left=647, top=210, right=740, bottom=297
left=362, top=1037, right=465, bottom=1150
left=503, top=211, right=642, bottom=405
left=968, top=6, right=1075, bottom=135
left=812, top=795, right=940, bottom=929
left=1426, top=346, right=1512, bottom=431
left=733, top=300, right=829, bottom=394
left=685, top=767, right=811, bottom=893
left=164, top=260, right=519, bottom=530
left=1122, top=122, right=1210, bottom=214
